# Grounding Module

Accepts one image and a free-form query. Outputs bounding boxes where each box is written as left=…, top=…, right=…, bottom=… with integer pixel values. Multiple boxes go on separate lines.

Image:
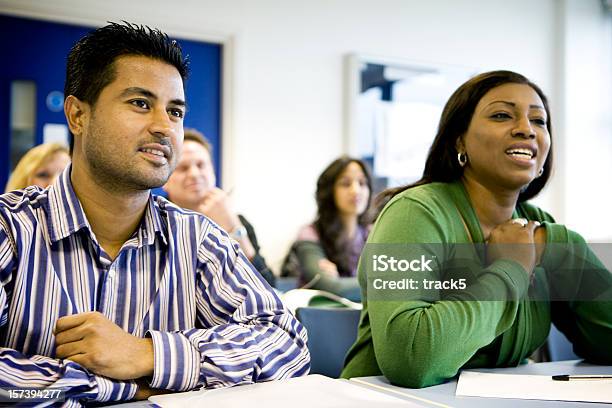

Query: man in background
left=0, top=22, right=308, bottom=405
left=163, top=129, right=275, bottom=286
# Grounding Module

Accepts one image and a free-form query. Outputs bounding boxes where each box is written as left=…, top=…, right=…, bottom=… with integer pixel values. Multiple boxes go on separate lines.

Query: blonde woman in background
left=4, top=143, right=70, bottom=192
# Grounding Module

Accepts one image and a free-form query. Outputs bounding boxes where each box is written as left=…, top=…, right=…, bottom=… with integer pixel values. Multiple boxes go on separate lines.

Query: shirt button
left=108, top=267, right=116, bottom=279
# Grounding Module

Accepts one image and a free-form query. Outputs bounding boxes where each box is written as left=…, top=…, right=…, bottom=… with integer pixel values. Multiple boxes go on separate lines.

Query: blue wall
left=0, top=15, right=221, bottom=191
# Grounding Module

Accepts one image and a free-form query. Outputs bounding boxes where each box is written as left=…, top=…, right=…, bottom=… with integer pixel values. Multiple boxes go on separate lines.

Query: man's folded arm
left=0, top=347, right=137, bottom=402
left=146, top=227, right=310, bottom=391
left=0, top=224, right=138, bottom=403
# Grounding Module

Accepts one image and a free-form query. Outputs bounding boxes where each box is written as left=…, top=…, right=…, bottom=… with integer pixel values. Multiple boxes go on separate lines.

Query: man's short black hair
left=64, top=21, right=189, bottom=151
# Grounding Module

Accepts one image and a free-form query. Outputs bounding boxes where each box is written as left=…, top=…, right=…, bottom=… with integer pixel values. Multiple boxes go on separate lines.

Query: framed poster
left=345, top=54, right=476, bottom=192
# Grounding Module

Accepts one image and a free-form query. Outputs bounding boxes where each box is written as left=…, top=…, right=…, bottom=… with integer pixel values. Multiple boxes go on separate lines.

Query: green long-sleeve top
left=281, top=224, right=367, bottom=301
left=290, top=240, right=362, bottom=301
left=341, top=181, right=612, bottom=388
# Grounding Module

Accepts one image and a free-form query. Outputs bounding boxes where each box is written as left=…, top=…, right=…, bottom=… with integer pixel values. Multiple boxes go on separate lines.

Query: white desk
left=107, top=375, right=420, bottom=407
left=351, top=360, right=612, bottom=408
left=105, top=361, right=612, bottom=407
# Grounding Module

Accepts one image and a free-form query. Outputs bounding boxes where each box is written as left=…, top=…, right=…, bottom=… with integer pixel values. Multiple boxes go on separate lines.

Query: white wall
left=1, top=0, right=607, bottom=269
left=561, top=0, right=612, bottom=241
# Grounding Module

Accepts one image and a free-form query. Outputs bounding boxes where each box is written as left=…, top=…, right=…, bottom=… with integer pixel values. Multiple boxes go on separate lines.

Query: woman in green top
left=341, top=70, right=612, bottom=387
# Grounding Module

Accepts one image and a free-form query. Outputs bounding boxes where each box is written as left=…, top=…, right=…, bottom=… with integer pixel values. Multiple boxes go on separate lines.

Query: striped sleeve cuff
left=94, top=375, right=137, bottom=402
left=148, top=330, right=201, bottom=391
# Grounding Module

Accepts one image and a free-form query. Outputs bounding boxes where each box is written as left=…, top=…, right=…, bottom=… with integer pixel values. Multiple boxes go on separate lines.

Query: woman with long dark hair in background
left=282, top=156, right=373, bottom=300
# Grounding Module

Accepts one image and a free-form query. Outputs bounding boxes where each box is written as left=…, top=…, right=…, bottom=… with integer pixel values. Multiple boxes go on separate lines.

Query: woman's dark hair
left=314, top=156, right=373, bottom=276
left=376, top=70, right=553, bottom=212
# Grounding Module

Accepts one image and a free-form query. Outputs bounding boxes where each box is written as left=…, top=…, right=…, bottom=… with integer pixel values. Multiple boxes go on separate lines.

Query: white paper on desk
left=150, top=374, right=421, bottom=408
left=456, top=371, right=612, bottom=404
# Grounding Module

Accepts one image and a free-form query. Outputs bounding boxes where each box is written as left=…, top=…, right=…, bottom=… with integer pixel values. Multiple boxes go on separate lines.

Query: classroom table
left=350, top=360, right=612, bottom=408
left=105, top=360, right=612, bottom=407
left=107, top=375, right=415, bottom=408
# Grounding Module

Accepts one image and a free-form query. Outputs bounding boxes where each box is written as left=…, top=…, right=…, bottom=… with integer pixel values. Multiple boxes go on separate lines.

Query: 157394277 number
left=1, top=388, right=65, bottom=402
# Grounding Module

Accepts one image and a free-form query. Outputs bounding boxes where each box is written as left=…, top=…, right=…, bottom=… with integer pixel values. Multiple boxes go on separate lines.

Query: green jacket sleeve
left=293, top=240, right=360, bottom=300
left=367, top=196, right=530, bottom=388
left=543, top=224, right=612, bottom=363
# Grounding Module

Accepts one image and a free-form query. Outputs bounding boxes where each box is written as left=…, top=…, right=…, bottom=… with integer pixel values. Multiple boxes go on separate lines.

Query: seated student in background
left=4, top=142, right=70, bottom=192
left=342, top=70, right=612, bottom=387
left=0, top=22, right=309, bottom=405
left=163, top=129, right=275, bottom=287
left=282, top=156, right=373, bottom=301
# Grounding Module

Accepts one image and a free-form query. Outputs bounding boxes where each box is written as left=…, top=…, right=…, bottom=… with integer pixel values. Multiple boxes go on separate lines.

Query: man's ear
left=64, top=95, right=89, bottom=139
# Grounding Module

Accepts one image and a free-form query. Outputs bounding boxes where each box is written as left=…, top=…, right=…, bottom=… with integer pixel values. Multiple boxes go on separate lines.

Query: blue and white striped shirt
left=0, top=167, right=310, bottom=406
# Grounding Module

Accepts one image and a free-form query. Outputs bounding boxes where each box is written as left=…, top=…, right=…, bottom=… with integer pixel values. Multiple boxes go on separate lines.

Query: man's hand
left=54, top=311, right=154, bottom=380
left=134, top=378, right=170, bottom=400
left=198, top=187, right=241, bottom=232
left=198, top=188, right=256, bottom=259
left=318, top=258, right=339, bottom=278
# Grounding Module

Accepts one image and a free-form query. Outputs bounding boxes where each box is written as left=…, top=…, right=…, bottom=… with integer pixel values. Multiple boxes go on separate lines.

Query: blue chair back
left=548, top=324, right=579, bottom=361
left=276, top=277, right=299, bottom=292
left=296, top=307, right=361, bottom=378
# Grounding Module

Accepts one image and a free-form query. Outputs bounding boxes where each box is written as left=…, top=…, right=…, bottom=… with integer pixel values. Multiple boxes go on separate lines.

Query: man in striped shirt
left=0, top=22, right=309, bottom=406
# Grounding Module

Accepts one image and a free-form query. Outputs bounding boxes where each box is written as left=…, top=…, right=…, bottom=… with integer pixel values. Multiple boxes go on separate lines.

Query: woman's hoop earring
left=457, top=152, right=468, bottom=167
left=538, top=168, right=544, bottom=177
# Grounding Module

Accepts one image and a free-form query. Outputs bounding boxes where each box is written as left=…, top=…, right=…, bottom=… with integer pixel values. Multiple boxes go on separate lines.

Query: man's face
left=163, top=140, right=216, bottom=208
left=74, top=55, right=186, bottom=191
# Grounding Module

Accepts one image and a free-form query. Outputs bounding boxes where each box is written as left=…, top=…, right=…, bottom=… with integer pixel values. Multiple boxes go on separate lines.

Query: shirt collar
left=46, top=165, right=91, bottom=243
left=139, top=196, right=168, bottom=247
left=46, top=165, right=168, bottom=247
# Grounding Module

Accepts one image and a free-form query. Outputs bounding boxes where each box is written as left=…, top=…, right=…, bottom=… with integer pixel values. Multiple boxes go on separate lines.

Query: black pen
left=552, top=374, right=612, bottom=381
